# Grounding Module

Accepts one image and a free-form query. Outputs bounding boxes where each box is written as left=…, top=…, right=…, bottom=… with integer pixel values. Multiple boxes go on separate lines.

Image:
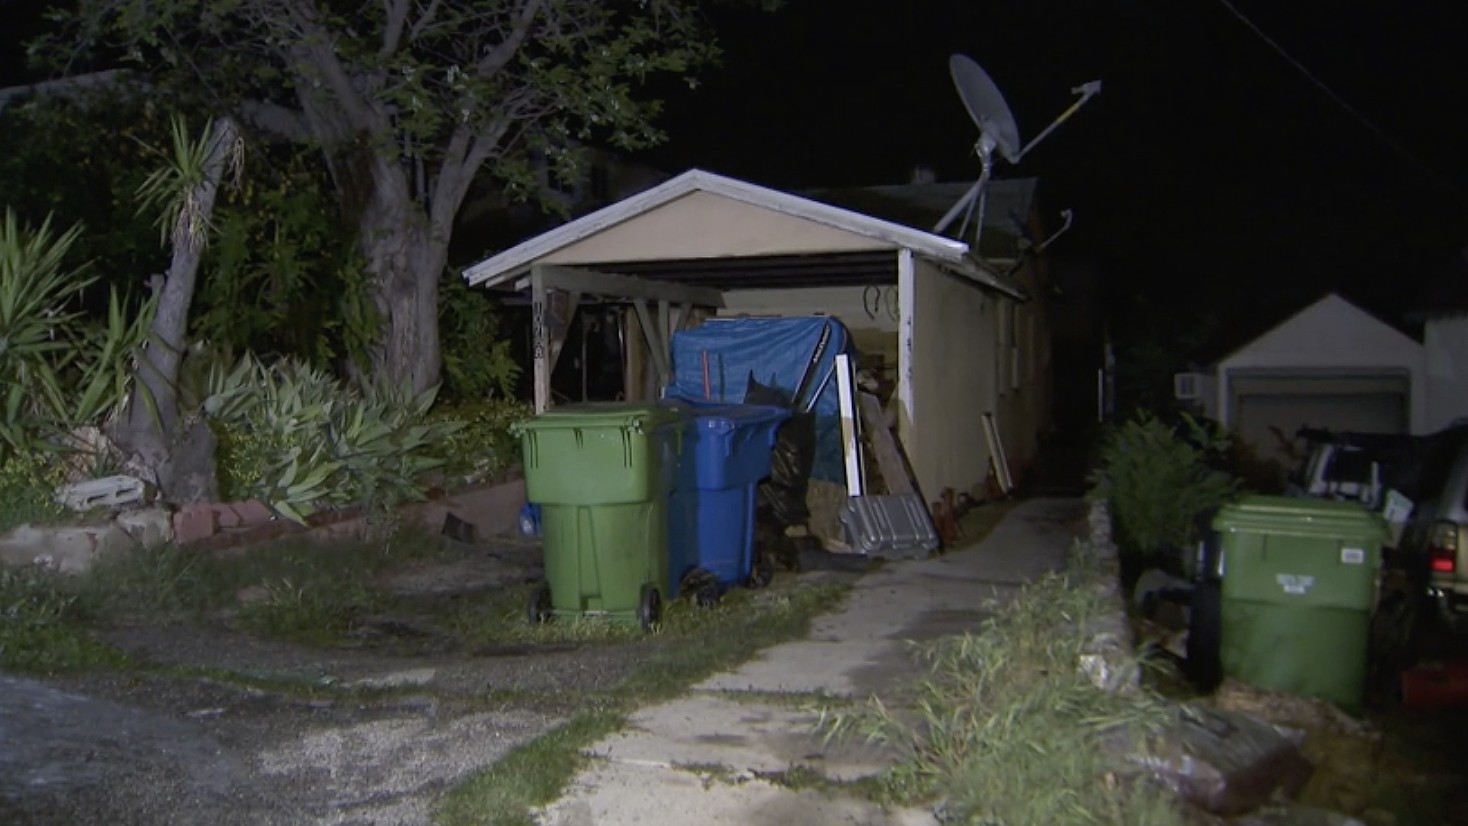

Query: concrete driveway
left=537, top=497, right=1084, bottom=826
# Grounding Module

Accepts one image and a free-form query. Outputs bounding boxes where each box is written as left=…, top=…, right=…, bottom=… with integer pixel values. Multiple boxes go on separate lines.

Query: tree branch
left=283, top=3, right=384, bottom=135
left=238, top=99, right=312, bottom=141
left=475, top=0, right=546, bottom=79
left=380, top=0, right=410, bottom=57
left=409, top=0, right=446, bottom=42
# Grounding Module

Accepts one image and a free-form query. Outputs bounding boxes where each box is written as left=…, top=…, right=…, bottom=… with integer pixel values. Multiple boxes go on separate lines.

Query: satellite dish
left=949, top=55, right=1023, bottom=165
left=936, top=54, right=1102, bottom=251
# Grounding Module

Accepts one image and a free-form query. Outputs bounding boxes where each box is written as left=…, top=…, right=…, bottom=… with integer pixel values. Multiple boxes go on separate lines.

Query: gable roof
left=462, top=168, right=1021, bottom=297
left=804, top=178, right=1039, bottom=259
left=1215, top=292, right=1422, bottom=367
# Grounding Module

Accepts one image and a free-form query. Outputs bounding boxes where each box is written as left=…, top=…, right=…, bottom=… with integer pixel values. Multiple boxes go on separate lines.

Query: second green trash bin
left=1214, top=495, right=1385, bottom=710
left=514, top=403, right=681, bottom=631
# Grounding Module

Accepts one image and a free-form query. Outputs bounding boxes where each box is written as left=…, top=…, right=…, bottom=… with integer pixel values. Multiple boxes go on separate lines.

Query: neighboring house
left=1408, top=245, right=1468, bottom=432
left=1175, top=293, right=1427, bottom=460
left=462, top=168, right=1053, bottom=503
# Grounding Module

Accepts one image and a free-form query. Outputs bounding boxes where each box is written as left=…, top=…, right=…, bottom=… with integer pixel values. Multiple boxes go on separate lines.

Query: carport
left=463, top=169, right=1037, bottom=501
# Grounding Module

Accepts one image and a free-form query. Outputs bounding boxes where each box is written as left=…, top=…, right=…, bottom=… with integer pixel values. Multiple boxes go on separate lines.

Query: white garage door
left=1231, top=375, right=1409, bottom=461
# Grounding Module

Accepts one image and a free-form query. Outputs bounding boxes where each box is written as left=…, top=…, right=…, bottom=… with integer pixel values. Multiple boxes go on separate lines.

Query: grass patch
left=436, top=705, right=626, bottom=826
left=76, top=526, right=455, bottom=637
left=435, top=577, right=849, bottom=825
left=821, top=561, right=1186, bottom=825
left=0, top=567, right=130, bottom=673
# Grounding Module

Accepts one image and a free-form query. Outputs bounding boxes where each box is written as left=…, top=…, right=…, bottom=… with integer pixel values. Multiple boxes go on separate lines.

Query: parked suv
left=1396, top=425, right=1468, bottom=632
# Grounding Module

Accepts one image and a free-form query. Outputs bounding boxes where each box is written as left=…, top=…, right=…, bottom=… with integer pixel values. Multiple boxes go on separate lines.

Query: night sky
left=643, top=0, right=1468, bottom=328
left=3, top=0, right=1465, bottom=330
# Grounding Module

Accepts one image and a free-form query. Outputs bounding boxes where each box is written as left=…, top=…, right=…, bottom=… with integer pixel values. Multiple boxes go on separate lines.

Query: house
left=1176, top=293, right=1427, bottom=460
left=462, top=168, right=1054, bottom=503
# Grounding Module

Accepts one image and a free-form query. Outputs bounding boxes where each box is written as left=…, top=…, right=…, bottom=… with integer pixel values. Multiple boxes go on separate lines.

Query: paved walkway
left=537, top=498, right=1084, bottom=826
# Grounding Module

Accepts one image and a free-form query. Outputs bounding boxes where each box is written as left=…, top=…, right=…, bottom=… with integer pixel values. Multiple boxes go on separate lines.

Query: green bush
left=1090, top=412, right=1239, bottom=562
left=438, top=272, right=521, bottom=403
left=0, top=451, right=69, bottom=534
left=431, top=398, right=532, bottom=484
left=0, top=209, right=153, bottom=460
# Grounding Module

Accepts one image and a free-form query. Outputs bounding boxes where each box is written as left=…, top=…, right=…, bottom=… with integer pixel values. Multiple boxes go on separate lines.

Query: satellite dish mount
left=935, top=54, right=1101, bottom=252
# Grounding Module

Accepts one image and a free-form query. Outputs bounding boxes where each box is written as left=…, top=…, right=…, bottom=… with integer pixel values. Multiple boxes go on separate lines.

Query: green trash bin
left=513, top=403, right=681, bottom=630
left=1215, top=495, right=1385, bottom=710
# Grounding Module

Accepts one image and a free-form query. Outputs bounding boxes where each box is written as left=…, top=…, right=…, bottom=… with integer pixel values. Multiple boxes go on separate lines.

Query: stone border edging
left=1078, top=498, right=1141, bottom=693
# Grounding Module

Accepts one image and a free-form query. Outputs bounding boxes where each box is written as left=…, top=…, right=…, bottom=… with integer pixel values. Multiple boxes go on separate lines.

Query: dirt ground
left=0, top=536, right=657, bottom=826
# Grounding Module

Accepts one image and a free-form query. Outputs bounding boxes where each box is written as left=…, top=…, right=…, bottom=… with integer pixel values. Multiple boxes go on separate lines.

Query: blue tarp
left=667, top=316, right=850, bottom=482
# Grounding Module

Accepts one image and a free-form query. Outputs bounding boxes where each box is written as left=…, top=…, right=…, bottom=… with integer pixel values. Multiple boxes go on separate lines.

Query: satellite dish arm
left=1015, top=79, right=1102, bottom=162
left=934, top=177, right=984, bottom=235
left=1036, top=208, right=1074, bottom=252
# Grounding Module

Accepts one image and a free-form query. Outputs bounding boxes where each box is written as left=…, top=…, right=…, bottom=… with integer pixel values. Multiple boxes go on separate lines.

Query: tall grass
left=822, top=568, right=1186, bottom=826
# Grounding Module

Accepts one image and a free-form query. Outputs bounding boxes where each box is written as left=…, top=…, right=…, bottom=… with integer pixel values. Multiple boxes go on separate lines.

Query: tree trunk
left=359, top=195, right=445, bottom=394
left=115, top=116, right=238, bottom=487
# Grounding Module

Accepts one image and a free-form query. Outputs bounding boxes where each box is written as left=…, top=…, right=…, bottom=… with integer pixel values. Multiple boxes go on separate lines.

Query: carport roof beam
left=516, top=263, right=725, bottom=309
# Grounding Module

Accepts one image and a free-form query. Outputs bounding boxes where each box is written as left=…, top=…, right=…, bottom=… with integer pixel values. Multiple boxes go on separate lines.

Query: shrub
left=0, top=451, right=68, bottom=534
left=1090, top=412, right=1239, bottom=563
left=199, top=354, right=464, bottom=522
left=438, top=273, right=521, bottom=403
left=431, top=398, right=532, bottom=484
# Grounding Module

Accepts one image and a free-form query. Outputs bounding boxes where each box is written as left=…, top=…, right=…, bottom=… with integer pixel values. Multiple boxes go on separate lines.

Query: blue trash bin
left=663, top=399, right=791, bottom=601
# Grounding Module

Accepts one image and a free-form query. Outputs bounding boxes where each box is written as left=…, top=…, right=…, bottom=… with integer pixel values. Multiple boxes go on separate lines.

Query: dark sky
left=642, top=0, right=1468, bottom=325
left=4, top=0, right=1465, bottom=328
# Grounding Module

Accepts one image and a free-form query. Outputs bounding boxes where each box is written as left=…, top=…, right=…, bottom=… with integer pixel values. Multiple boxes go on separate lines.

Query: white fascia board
left=942, top=257, right=1028, bottom=301
left=462, top=168, right=973, bottom=288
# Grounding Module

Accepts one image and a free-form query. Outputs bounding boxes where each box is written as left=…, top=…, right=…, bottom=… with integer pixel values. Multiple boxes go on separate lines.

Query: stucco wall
left=719, top=286, right=899, bottom=334
left=992, top=295, right=1050, bottom=475
left=541, top=191, right=891, bottom=264
left=909, top=259, right=998, bottom=500
left=1426, top=316, right=1468, bottom=432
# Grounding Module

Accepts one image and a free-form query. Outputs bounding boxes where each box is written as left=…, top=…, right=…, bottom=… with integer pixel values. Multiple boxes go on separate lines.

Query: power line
left=1212, top=0, right=1464, bottom=200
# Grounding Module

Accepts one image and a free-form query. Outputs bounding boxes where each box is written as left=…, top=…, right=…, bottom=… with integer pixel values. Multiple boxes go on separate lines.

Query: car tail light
left=1428, top=522, right=1459, bottom=574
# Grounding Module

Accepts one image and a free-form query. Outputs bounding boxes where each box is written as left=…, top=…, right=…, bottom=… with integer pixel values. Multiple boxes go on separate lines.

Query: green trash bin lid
left=513, top=402, right=680, bottom=434
left=1213, top=495, right=1385, bottom=540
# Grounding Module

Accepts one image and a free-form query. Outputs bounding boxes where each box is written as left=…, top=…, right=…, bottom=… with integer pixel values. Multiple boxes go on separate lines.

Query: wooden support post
left=624, top=307, right=645, bottom=401
left=658, top=299, right=672, bottom=390
left=632, top=299, right=671, bottom=391
left=531, top=267, right=551, bottom=414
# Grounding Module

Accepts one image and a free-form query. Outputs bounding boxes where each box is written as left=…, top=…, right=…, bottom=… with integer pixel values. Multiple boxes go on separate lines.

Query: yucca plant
left=200, top=354, right=462, bottom=523
left=0, top=209, right=152, bottom=460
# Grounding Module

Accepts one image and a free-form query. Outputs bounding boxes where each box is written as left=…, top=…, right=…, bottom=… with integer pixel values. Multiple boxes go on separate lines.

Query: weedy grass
left=821, top=564, right=1187, bottom=825
left=75, top=525, right=454, bottom=639
left=434, top=578, right=849, bottom=826
left=0, top=567, right=129, bottom=673
left=435, top=704, right=626, bottom=826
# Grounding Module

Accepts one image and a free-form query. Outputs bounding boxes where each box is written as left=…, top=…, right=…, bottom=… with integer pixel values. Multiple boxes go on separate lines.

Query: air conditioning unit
left=1173, top=372, right=1203, bottom=401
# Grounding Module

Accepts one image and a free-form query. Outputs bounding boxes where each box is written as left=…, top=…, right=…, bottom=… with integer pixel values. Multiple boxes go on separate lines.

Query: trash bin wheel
left=527, top=585, right=553, bottom=625
left=638, top=584, right=662, bottom=632
left=695, top=582, right=720, bottom=608
left=1186, top=580, right=1222, bottom=690
left=681, top=568, right=721, bottom=608
left=746, top=557, right=774, bottom=590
